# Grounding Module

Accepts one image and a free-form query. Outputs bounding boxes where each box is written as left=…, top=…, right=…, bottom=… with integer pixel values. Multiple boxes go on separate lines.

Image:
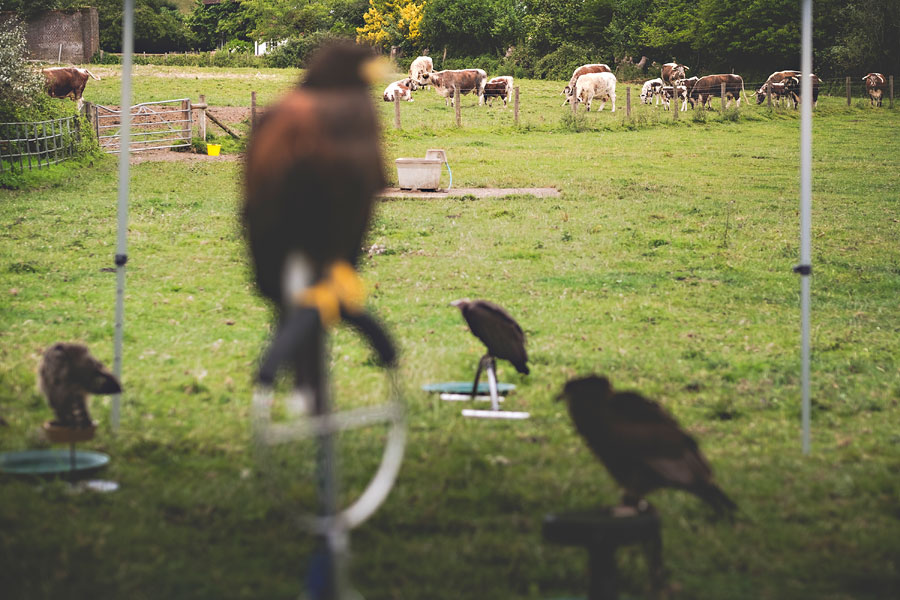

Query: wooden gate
left=89, top=99, right=192, bottom=153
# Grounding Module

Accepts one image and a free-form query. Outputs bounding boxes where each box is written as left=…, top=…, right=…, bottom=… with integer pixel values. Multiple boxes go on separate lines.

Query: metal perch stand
left=252, top=305, right=405, bottom=599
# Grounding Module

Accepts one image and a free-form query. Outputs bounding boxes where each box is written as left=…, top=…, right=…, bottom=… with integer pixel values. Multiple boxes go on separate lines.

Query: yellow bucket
left=207, top=144, right=221, bottom=156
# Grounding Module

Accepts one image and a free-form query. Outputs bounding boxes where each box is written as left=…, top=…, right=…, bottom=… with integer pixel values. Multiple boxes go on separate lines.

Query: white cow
left=409, top=56, right=434, bottom=87
left=383, top=79, right=414, bottom=102
left=640, top=78, right=663, bottom=105
left=575, top=72, right=617, bottom=112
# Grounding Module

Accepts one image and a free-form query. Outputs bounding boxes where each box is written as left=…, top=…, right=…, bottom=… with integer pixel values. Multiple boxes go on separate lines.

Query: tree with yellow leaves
left=356, top=0, right=425, bottom=53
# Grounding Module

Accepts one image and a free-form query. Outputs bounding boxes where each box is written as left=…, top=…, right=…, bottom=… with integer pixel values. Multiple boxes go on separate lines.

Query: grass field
left=1, top=67, right=899, bottom=599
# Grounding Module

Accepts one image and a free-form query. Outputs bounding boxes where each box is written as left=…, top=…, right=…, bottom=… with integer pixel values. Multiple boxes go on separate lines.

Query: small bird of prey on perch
left=557, top=375, right=736, bottom=517
left=39, top=342, right=121, bottom=428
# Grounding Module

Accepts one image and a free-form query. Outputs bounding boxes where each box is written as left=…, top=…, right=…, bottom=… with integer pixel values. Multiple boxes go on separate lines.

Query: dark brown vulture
left=242, top=41, right=387, bottom=307
left=39, top=343, right=121, bottom=428
left=557, top=375, right=736, bottom=516
left=451, top=299, right=529, bottom=396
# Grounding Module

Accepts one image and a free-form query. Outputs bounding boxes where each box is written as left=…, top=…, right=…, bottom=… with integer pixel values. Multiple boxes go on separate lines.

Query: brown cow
left=688, top=74, right=746, bottom=109
left=781, top=74, right=821, bottom=109
left=42, top=67, right=100, bottom=111
left=429, top=69, right=487, bottom=106
left=863, top=73, right=887, bottom=107
left=483, top=80, right=509, bottom=107
left=562, top=64, right=611, bottom=105
left=755, top=70, right=801, bottom=105
left=660, top=62, right=689, bottom=85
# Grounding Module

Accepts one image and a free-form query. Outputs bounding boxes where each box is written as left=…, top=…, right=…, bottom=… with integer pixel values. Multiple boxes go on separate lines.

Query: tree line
left=1, top=0, right=897, bottom=79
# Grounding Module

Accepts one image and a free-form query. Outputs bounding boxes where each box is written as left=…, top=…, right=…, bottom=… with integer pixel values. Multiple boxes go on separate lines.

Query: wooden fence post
left=251, top=91, right=257, bottom=130
left=394, top=94, right=401, bottom=130
left=626, top=86, right=631, bottom=117
left=454, top=87, right=461, bottom=126
left=673, top=93, right=679, bottom=120
left=571, top=92, right=577, bottom=116
left=890, top=75, right=895, bottom=108
left=767, top=82, right=772, bottom=108
left=846, top=76, right=851, bottom=106
left=198, top=94, right=207, bottom=141
left=514, top=86, right=520, bottom=125
left=721, top=82, right=726, bottom=111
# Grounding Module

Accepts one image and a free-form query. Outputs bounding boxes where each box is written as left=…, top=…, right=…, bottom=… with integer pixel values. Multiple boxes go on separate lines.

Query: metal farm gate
left=91, top=99, right=192, bottom=153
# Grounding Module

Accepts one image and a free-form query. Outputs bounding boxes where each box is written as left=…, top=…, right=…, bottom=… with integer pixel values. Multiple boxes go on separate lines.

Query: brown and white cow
left=383, top=79, right=415, bottom=102
left=429, top=69, right=487, bottom=106
left=660, top=62, right=689, bottom=85
left=755, top=70, right=801, bottom=105
left=674, top=76, right=698, bottom=110
left=574, top=72, right=617, bottom=112
left=660, top=84, right=688, bottom=111
left=781, top=74, right=821, bottom=109
left=688, top=74, right=746, bottom=109
left=409, top=56, right=434, bottom=88
left=484, top=76, right=513, bottom=107
left=42, top=67, right=100, bottom=111
left=562, top=64, right=611, bottom=105
left=640, top=78, right=663, bottom=105
left=863, top=72, right=887, bottom=107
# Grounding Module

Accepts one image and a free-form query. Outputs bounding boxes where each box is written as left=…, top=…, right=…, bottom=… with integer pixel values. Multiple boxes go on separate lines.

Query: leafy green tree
left=187, top=0, right=253, bottom=50
left=421, top=0, right=520, bottom=57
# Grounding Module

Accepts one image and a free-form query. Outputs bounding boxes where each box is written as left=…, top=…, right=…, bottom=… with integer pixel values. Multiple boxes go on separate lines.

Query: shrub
left=264, top=32, right=350, bottom=68
left=532, top=42, right=599, bottom=80
left=0, top=17, right=46, bottom=122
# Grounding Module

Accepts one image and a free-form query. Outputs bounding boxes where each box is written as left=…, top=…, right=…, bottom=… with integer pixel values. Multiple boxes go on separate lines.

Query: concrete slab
left=379, top=187, right=560, bottom=200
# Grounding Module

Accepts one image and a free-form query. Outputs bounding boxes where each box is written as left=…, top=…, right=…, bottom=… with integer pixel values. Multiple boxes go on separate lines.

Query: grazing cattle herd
left=33, top=57, right=892, bottom=118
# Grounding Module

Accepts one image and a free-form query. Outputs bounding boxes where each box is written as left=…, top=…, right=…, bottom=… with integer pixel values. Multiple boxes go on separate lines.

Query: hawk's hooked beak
left=361, top=56, right=390, bottom=85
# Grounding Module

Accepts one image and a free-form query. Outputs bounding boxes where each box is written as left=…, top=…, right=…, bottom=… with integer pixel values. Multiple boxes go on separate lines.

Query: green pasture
left=1, top=68, right=899, bottom=599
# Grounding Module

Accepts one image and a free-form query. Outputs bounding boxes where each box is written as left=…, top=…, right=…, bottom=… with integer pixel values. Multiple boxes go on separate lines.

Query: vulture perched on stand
left=451, top=299, right=529, bottom=397
left=39, top=342, right=121, bottom=428
left=558, top=375, right=736, bottom=516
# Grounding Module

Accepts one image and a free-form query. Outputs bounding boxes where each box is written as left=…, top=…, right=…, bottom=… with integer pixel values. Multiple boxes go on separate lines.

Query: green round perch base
left=0, top=449, right=110, bottom=477
left=421, top=381, right=516, bottom=395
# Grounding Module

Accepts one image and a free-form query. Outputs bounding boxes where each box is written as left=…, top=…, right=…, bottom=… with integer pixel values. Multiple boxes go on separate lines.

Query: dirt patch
left=130, top=149, right=241, bottom=165
left=201, top=106, right=252, bottom=125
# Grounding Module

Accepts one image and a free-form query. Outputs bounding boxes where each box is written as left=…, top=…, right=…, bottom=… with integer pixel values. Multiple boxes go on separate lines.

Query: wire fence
left=0, top=116, right=81, bottom=175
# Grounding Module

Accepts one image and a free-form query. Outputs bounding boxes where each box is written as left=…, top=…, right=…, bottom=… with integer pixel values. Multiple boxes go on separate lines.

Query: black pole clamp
left=114, top=253, right=128, bottom=267
left=793, top=264, right=812, bottom=276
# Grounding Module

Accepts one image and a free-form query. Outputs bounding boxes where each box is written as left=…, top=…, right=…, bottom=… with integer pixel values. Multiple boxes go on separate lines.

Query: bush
left=0, top=17, right=46, bottom=122
left=264, top=32, right=350, bottom=68
left=532, top=43, right=599, bottom=80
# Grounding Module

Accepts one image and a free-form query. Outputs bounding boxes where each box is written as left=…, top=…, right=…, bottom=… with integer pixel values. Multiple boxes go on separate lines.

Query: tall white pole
left=112, top=0, right=134, bottom=432
left=798, top=0, right=813, bottom=454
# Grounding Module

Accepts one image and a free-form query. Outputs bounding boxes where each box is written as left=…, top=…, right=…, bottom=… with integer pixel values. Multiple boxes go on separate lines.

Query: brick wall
left=18, top=8, right=99, bottom=64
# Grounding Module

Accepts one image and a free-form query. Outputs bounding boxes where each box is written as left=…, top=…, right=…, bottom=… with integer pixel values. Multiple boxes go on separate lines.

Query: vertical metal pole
left=486, top=360, right=500, bottom=412
left=393, top=94, right=401, bottom=130
left=890, top=75, right=894, bottom=108
left=514, top=87, right=520, bottom=125
left=799, top=0, right=813, bottom=455
left=112, top=0, right=135, bottom=432
left=41, top=123, right=49, bottom=169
